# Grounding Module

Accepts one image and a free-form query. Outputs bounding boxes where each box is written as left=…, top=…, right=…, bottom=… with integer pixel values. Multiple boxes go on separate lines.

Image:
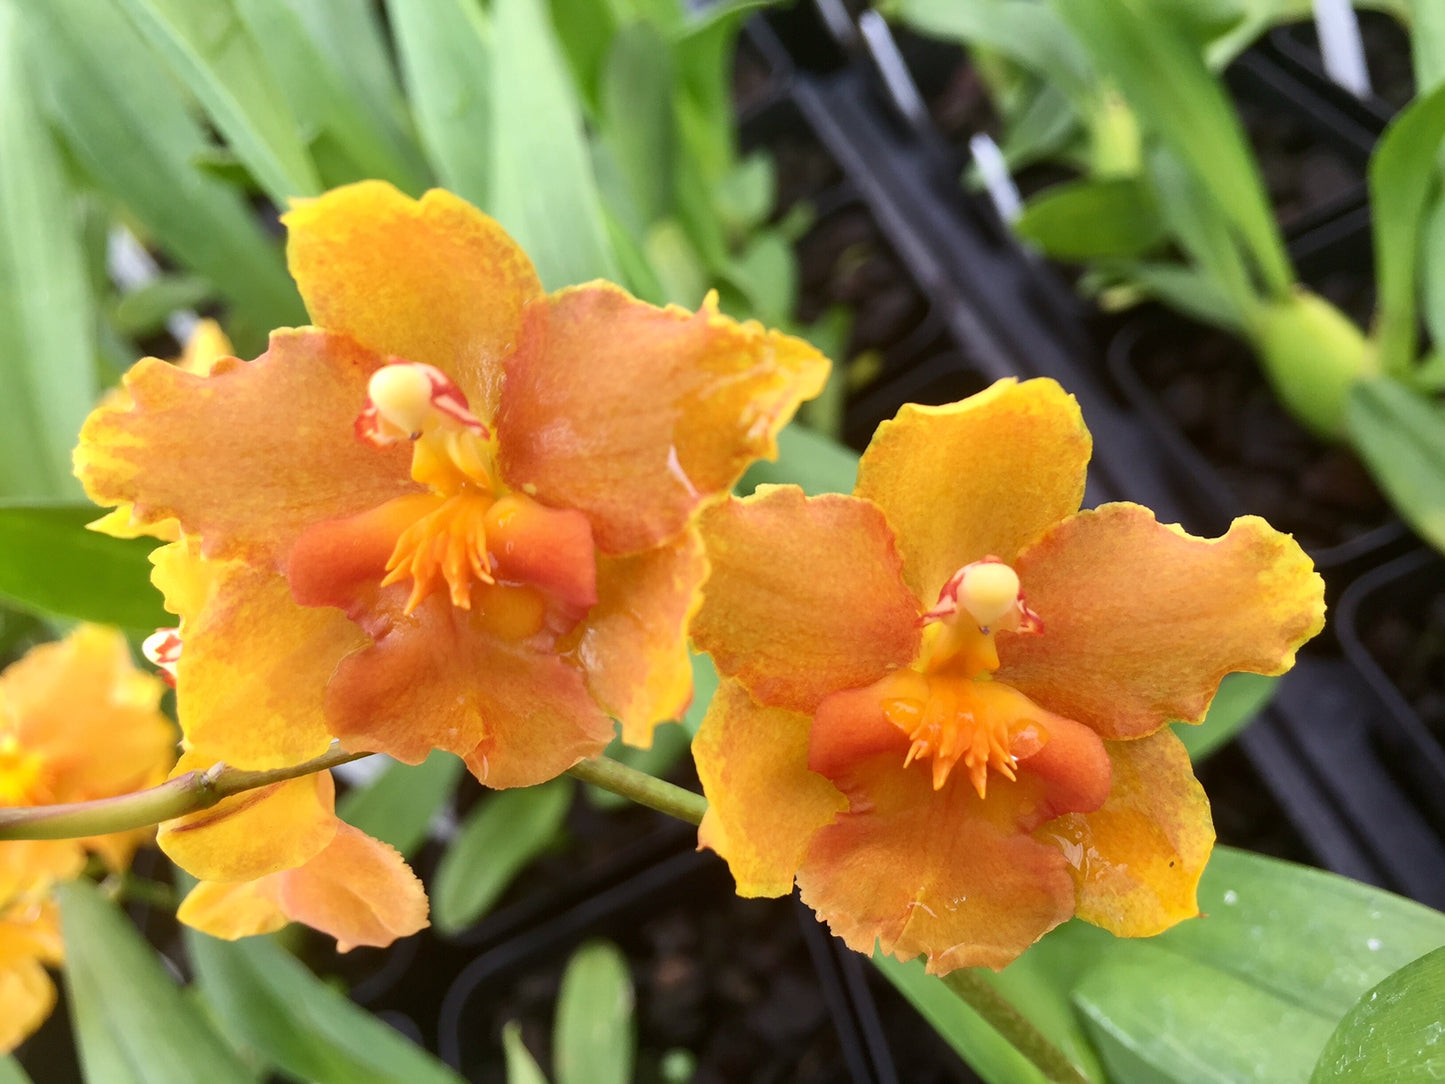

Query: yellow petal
left=497, top=285, right=828, bottom=554
left=158, top=762, right=337, bottom=882
left=285, top=181, right=542, bottom=419
left=152, top=541, right=360, bottom=769
left=0, top=841, right=86, bottom=902
left=0, top=955, right=54, bottom=1054
left=576, top=528, right=707, bottom=748
left=75, top=329, right=417, bottom=561
left=999, top=504, right=1327, bottom=739
left=693, top=680, right=846, bottom=898
left=1, top=624, right=174, bottom=802
left=273, top=823, right=428, bottom=952
left=855, top=378, right=1090, bottom=608
left=176, top=879, right=288, bottom=942
left=691, top=487, right=921, bottom=714
left=1039, top=729, right=1214, bottom=936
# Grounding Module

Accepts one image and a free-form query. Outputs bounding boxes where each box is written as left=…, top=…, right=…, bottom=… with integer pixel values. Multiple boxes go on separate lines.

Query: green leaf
left=502, top=1021, right=550, bottom=1084
left=0, top=0, right=96, bottom=500
left=671, top=0, right=767, bottom=183
left=1072, top=849, right=1445, bottom=1081
left=642, top=220, right=709, bottom=308
left=883, top=848, right=1445, bottom=1084
left=738, top=422, right=858, bottom=496
left=712, top=154, right=774, bottom=236
left=546, top=0, right=617, bottom=111
left=58, top=880, right=253, bottom=1084
left=386, top=0, right=494, bottom=211
left=893, top=0, right=1092, bottom=106
left=1417, top=199, right=1445, bottom=365
left=432, top=778, right=573, bottom=933
left=1410, top=0, right=1445, bottom=92
left=1075, top=943, right=1335, bottom=1082
left=599, top=22, right=674, bottom=226
left=554, top=941, right=634, bottom=1084
left=185, top=930, right=463, bottom=1084
left=1145, top=147, right=1255, bottom=321
left=1346, top=376, right=1445, bottom=553
left=1052, top=0, right=1292, bottom=298
left=1091, top=260, right=1248, bottom=333
left=22, top=0, right=304, bottom=344
left=0, top=1059, right=30, bottom=1084
left=112, top=274, right=214, bottom=337
left=490, top=0, right=619, bottom=288
left=1370, top=79, right=1445, bottom=377
left=1311, top=945, right=1445, bottom=1081
left=724, top=231, right=797, bottom=327
left=231, top=0, right=429, bottom=193
left=1172, top=672, right=1277, bottom=761
left=115, top=0, right=321, bottom=207
left=1015, top=177, right=1163, bottom=260
left=336, top=751, right=465, bottom=858
left=0, top=502, right=167, bottom=629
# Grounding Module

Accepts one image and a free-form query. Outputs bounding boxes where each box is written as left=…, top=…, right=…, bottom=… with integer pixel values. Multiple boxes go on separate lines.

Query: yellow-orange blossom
left=74, top=181, right=828, bottom=947
left=0, top=626, right=176, bottom=1051
left=691, top=378, right=1326, bottom=973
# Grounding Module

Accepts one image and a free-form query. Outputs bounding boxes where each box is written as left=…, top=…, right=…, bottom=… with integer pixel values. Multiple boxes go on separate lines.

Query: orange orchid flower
left=150, top=537, right=426, bottom=952
left=0, top=625, right=176, bottom=1051
left=690, top=378, right=1326, bottom=974
left=75, top=180, right=828, bottom=795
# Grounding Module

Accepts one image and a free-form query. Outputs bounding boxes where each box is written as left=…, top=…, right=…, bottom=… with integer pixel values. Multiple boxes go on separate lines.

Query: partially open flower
left=0, top=626, right=176, bottom=1051
left=76, top=181, right=828, bottom=791
left=692, top=378, right=1326, bottom=973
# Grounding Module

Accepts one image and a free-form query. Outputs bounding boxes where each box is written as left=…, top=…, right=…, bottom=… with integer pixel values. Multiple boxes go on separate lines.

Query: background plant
left=887, top=0, right=1445, bottom=556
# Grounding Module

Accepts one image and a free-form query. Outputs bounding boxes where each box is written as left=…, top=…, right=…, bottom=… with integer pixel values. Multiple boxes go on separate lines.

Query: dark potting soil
left=1356, top=578, right=1445, bottom=747
left=1117, top=320, right=1391, bottom=557
left=733, top=31, right=783, bottom=118
left=1230, top=75, right=1364, bottom=229
left=441, top=859, right=862, bottom=1084
left=796, top=203, right=931, bottom=365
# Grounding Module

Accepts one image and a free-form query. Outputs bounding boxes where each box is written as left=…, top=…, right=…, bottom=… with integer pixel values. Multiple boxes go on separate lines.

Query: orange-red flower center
left=353, top=364, right=595, bottom=639
left=883, top=558, right=1047, bottom=797
left=359, top=363, right=507, bottom=615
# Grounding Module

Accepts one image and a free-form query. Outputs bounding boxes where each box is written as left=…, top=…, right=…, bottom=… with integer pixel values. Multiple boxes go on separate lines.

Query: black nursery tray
left=1267, top=10, right=1414, bottom=133
left=1339, top=550, right=1445, bottom=831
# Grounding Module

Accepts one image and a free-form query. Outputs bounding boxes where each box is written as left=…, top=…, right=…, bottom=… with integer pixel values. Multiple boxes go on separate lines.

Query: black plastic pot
left=1105, top=317, right=1407, bottom=575
left=1339, top=549, right=1445, bottom=831
left=1266, top=12, right=1413, bottom=134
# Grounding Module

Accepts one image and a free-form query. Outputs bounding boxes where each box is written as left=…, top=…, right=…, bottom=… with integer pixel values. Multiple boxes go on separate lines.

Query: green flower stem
left=0, top=745, right=369, bottom=841
left=0, top=747, right=706, bottom=840
left=943, top=969, right=1091, bottom=1084
left=565, top=756, right=707, bottom=826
